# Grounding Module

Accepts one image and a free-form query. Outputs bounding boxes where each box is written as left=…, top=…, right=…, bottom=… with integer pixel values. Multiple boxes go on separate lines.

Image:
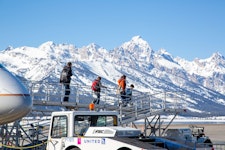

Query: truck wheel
left=69, top=148, right=80, bottom=150
left=204, top=138, right=213, bottom=147
left=117, top=147, right=131, bottom=150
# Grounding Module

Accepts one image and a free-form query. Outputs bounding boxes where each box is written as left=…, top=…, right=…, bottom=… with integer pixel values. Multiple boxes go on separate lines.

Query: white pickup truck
left=46, top=111, right=166, bottom=150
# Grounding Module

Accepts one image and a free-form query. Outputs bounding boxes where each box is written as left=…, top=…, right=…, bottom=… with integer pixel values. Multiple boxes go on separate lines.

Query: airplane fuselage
left=0, top=64, right=32, bottom=125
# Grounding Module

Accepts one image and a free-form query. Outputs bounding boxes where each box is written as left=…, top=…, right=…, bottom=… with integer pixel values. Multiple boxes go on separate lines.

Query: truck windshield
left=74, top=115, right=117, bottom=136
left=51, top=115, right=68, bottom=138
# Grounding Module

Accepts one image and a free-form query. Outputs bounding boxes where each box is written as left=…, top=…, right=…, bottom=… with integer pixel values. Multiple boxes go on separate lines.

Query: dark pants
left=120, top=91, right=126, bottom=100
left=121, top=91, right=130, bottom=107
left=63, top=83, right=70, bottom=102
left=93, top=91, right=100, bottom=104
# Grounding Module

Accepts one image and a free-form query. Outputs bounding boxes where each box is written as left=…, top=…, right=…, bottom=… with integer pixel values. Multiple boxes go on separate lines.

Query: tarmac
left=136, top=123, right=225, bottom=142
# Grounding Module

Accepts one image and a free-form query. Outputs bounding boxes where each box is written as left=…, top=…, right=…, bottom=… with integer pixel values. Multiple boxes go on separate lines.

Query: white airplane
left=0, top=64, right=32, bottom=125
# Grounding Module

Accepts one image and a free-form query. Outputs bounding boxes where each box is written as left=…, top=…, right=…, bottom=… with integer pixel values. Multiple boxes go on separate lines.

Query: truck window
left=74, top=115, right=117, bottom=136
left=51, top=115, right=68, bottom=138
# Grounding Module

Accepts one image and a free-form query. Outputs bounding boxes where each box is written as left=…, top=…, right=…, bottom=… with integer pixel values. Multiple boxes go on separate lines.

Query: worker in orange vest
left=117, top=75, right=126, bottom=100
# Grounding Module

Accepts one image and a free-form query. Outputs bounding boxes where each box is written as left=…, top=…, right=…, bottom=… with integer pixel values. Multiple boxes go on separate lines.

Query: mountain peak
left=4, top=46, right=14, bottom=51
left=38, top=41, right=55, bottom=49
left=87, top=43, right=100, bottom=49
left=208, top=52, right=225, bottom=68
left=211, top=52, right=224, bottom=60
left=130, top=35, right=148, bottom=45
left=121, top=36, right=152, bottom=52
left=204, top=52, right=225, bottom=64
left=158, top=48, right=170, bottom=55
left=131, top=35, right=143, bottom=41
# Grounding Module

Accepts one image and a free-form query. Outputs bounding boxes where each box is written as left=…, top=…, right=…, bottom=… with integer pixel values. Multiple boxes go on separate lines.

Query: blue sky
left=1, top=0, right=225, bottom=61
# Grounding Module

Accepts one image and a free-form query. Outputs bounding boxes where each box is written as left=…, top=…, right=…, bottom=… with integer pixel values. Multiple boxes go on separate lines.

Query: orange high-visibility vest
left=118, top=78, right=126, bottom=91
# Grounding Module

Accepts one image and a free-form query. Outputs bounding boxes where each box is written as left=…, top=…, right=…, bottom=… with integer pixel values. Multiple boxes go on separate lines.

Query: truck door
left=47, top=115, right=68, bottom=150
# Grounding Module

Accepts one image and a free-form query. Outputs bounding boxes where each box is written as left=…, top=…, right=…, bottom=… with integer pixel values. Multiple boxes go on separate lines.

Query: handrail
left=26, top=81, right=187, bottom=122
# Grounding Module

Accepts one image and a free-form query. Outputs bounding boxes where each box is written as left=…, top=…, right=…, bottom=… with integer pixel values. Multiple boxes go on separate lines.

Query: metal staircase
left=30, top=82, right=188, bottom=137
left=0, top=82, right=188, bottom=149
left=29, top=82, right=187, bottom=121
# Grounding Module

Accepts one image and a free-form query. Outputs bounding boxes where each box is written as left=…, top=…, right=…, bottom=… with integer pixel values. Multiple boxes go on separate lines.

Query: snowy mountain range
left=0, top=36, right=225, bottom=116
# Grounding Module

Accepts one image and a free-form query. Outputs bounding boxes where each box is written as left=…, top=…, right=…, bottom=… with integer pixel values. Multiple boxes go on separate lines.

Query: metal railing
left=24, top=81, right=189, bottom=127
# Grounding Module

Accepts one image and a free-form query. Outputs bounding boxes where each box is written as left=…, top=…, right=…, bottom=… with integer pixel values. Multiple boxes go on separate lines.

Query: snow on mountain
left=110, top=36, right=153, bottom=65
left=175, top=52, right=225, bottom=95
left=0, top=36, right=225, bottom=116
left=176, top=52, right=225, bottom=77
left=154, top=49, right=182, bottom=70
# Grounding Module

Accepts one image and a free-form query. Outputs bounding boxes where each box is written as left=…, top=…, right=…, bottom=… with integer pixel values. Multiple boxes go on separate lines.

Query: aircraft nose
left=0, top=65, right=33, bottom=125
left=0, top=93, right=32, bottom=124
